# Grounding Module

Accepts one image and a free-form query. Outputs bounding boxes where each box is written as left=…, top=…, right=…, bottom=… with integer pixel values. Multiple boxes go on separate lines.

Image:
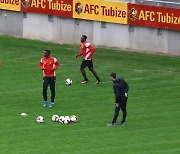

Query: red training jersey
left=39, top=56, right=60, bottom=77
left=76, top=41, right=95, bottom=60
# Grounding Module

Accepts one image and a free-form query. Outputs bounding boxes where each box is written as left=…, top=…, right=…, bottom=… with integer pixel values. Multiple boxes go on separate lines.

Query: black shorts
left=80, top=60, right=94, bottom=69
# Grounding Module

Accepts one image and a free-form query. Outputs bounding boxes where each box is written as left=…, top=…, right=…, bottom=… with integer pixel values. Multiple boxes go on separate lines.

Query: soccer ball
left=63, top=116, right=70, bottom=124
left=37, top=116, right=44, bottom=123
left=64, top=116, right=70, bottom=122
left=70, top=115, right=77, bottom=122
left=52, top=115, right=59, bottom=122
left=59, top=116, right=70, bottom=124
left=59, top=116, right=65, bottom=124
left=65, top=78, right=72, bottom=85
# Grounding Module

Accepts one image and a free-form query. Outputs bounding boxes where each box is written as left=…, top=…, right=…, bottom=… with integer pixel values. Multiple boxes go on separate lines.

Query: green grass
left=0, top=35, right=179, bottom=154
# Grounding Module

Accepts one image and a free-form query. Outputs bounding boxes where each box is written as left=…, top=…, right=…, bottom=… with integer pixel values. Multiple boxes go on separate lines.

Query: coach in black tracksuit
left=107, top=72, right=129, bottom=126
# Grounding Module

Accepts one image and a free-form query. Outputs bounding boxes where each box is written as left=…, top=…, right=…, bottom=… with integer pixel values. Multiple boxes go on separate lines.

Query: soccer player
left=76, top=35, right=101, bottom=84
left=107, top=72, right=129, bottom=126
left=39, top=49, right=60, bottom=107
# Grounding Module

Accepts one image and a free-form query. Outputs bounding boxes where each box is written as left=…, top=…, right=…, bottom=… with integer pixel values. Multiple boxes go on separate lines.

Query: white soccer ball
left=59, top=116, right=70, bottom=124
left=70, top=115, right=77, bottom=122
left=65, top=78, right=72, bottom=85
left=64, top=116, right=70, bottom=122
left=63, top=116, right=70, bottom=124
left=59, top=116, right=65, bottom=124
left=52, top=115, right=59, bottom=122
left=37, top=116, right=44, bottom=123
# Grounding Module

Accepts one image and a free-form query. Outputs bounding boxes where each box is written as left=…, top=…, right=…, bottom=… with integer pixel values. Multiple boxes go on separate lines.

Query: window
left=128, top=25, right=134, bottom=32
left=101, top=22, right=106, bottom=28
left=157, top=28, right=162, bottom=35
left=74, top=19, right=80, bottom=25
left=48, top=15, right=53, bottom=22
left=23, top=12, right=27, bottom=18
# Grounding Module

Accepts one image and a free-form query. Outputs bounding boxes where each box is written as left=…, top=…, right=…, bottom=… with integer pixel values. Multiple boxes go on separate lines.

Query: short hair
left=82, top=35, right=87, bottom=41
left=110, top=72, right=116, bottom=78
left=44, top=49, right=51, bottom=55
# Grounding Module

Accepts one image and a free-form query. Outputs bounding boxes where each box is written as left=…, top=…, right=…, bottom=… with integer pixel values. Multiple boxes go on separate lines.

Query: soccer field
left=0, top=35, right=179, bottom=154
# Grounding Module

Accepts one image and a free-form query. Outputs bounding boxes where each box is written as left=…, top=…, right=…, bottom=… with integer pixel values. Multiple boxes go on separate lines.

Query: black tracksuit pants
left=112, top=98, right=127, bottom=124
left=43, top=76, right=56, bottom=102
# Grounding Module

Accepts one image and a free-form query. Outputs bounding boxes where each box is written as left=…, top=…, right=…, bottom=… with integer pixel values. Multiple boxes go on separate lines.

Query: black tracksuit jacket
left=113, top=77, right=129, bottom=103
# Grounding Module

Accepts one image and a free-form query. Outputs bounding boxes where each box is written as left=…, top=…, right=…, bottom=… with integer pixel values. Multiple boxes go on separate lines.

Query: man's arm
left=39, top=60, right=45, bottom=70
left=123, top=80, right=129, bottom=97
left=76, top=51, right=83, bottom=57
left=124, top=81, right=129, bottom=93
left=51, top=58, right=60, bottom=71
left=88, top=45, right=95, bottom=58
left=113, top=84, right=121, bottom=103
left=52, top=61, right=60, bottom=71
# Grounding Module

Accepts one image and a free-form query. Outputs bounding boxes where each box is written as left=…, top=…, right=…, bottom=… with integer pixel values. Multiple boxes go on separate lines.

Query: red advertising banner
left=128, top=4, right=180, bottom=31
left=21, top=0, right=73, bottom=18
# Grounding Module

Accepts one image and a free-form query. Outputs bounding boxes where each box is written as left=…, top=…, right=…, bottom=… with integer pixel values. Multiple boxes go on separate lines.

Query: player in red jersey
left=76, top=35, right=100, bottom=84
left=39, top=49, right=60, bottom=107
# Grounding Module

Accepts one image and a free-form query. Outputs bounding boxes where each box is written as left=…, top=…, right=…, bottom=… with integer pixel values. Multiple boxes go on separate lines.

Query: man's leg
left=112, top=105, right=121, bottom=124
left=89, top=67, right=100, bottom=82
left=121, top=99, right=127, bottom=124
left=80, top=67, right=88, bottom=81
left=49, top=77, right=56, bottom=107
left=80, top=60, right=88, bottom=83
left=43, top=77, right=49, bottom=107
left=88, top=60, right=100, bottom=84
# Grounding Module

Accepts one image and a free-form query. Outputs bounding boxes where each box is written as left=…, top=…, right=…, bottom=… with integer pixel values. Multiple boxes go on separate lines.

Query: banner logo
left=129, top=8, right=137, bottom=21
left=75, top=1, right=83, bottom=15
left=22, top=0, right=30, bottom=8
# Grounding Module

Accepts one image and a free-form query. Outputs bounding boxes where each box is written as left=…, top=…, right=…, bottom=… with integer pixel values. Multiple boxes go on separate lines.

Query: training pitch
left=0, top=35, right=179, bottom=154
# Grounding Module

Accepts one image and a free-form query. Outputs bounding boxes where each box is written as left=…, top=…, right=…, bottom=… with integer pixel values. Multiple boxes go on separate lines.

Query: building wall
left=0, top=10, right=23, bottom=36
left=0, top=10, right=179, bottom=56
left=168, top=30, right=180, bottom=56
left=93, top=22, right=129, bottom=49
left=129, top=27, right=169, bottom=54
left=23, top=13, right=54, bottom=42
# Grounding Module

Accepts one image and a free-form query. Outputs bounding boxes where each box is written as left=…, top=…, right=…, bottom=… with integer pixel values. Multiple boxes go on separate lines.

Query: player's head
left=44, top=49, right=51, bottom=58
left=110, top=72, right=116, bottom=80
left=81, top=35, right=87, bottom=43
